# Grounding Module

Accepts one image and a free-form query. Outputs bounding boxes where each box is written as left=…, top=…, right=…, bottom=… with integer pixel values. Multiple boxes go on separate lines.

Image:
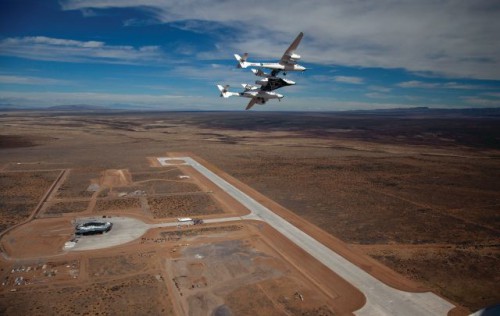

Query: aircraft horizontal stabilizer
left=234, top=53, right=250, bottom=68
left=217, top=84, right=239, bottom=98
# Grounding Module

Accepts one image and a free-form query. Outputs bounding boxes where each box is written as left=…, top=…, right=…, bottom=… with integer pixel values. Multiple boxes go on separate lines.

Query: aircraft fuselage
left=240, top=90, right=283, bottom=100
left=246, top=62, right=306, bottom=72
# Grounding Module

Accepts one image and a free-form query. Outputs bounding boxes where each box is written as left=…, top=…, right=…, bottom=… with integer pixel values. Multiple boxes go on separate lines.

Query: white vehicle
left=217, top=84, right=284, bottom=110
left=235, top=32, right=306, bottom=76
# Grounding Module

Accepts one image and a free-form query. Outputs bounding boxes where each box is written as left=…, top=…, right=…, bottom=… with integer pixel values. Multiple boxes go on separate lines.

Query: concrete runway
left=69, top=157, right=455, bottom=315
left=158, top=157, right=455, bottom=316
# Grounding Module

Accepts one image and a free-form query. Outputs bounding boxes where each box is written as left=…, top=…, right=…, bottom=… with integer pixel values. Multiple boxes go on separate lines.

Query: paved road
left=159, top=157, right=455, bottom=316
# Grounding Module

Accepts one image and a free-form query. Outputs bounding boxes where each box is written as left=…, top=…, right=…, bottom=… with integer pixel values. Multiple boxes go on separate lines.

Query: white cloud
left=442, top=82, right=484, bottom=90
left=461, top=96, right=500, bottom=107
left=171, top=64, right=241, bottom=80
left=60, top=0, right=500, bottom=80
left=0, top=36, right=166, bottom=65
left=0, top=74, right=70, bottom=85
left=397, top=80, right=490, bottom=90
left=333, top=76, right=364, bottom=84
left=79, top=8, right=99, bottom=17
left=397, top=81, right=440, bottom=89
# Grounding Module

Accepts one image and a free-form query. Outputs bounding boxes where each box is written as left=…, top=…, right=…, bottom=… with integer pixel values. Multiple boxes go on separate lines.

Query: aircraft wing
left=245, top=98, right=258, bottom=110
left=279, top=32, right=304, bottom=65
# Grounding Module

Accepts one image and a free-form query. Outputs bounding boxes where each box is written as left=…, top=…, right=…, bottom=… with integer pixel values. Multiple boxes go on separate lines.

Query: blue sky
left=1, top=0, right=499, bottom=111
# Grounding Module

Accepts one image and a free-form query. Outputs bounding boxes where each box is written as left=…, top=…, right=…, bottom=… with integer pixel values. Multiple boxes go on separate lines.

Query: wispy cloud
left=442, top=82, right=484, bottom=90
left=397, top=80, right=488, bottom=90
left=60, top=0, right=500, bottom=80
left=460, top=91, right=500, bottom=107
left=397, top=81, right=440, bottom=89
left=166, top=64, right=270, bottom=87
left=80, top=8, right=98, bottom=17
left=0, top=36, right=166, bottom=65
left=0, top=74, right=70, bottom=85
left=461, top=96, right=500, bottom=107
left=333, top=76, right=364, bottom=84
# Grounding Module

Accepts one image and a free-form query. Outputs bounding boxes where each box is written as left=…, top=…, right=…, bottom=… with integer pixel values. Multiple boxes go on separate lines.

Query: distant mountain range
left=0, top=104, right=499, bottom=117
left=46, top=104, right=109, bottom=111
left=343, top=106, right=500, bottom=117
left=0, top=104, right=129, bottom=112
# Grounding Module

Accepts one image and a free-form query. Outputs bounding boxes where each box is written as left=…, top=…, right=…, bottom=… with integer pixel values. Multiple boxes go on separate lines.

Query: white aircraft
left=217, top=84, right=284, bottom=110
left=251, top=69, right=296, bottom=91
left=235, top=32, right=306, bottom=76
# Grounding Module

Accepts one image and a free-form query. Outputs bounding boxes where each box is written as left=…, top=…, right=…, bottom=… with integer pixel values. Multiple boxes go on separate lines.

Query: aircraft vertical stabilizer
left=234, top=53, right=250, bottom=68
left=217, top=85, right=239, bottom=98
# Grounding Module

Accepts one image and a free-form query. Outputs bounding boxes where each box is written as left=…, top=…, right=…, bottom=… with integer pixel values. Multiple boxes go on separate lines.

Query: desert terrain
left=0, top=109, right=498, bottom=314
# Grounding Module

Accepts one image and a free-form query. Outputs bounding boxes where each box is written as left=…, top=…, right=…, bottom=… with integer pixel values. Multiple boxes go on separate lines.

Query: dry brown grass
left=147, top=194, right=222, bottom=218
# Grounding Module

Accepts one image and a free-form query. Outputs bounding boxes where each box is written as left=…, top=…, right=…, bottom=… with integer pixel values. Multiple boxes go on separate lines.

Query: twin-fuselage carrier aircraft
left=217, top=32, right=305, bottom=110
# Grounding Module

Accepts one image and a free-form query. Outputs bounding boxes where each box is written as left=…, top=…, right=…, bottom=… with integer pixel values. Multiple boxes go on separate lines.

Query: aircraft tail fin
left=217, top=84, right=238, bottom=98
left=241, top=83, right=258, bottom=91
left=234, top=53, right=250, bottom=68
left=251, top=68, right=270, bottom=77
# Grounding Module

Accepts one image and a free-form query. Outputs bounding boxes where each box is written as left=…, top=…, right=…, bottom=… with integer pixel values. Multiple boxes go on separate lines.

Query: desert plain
left=0, top=109, right=498, bottom=315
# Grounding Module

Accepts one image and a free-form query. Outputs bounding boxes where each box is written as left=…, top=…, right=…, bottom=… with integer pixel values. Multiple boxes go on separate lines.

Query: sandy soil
left=163, top=222, right=359, bottom=315
left=0, top=170, right=61, bottom=231
left=0, top=110, right=498, bottom=313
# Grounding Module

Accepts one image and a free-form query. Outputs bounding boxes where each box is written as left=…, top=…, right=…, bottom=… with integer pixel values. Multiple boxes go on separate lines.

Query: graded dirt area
left=162, top=222, right=361, bottom=315
left=0, top=110, right=498, bottom=314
